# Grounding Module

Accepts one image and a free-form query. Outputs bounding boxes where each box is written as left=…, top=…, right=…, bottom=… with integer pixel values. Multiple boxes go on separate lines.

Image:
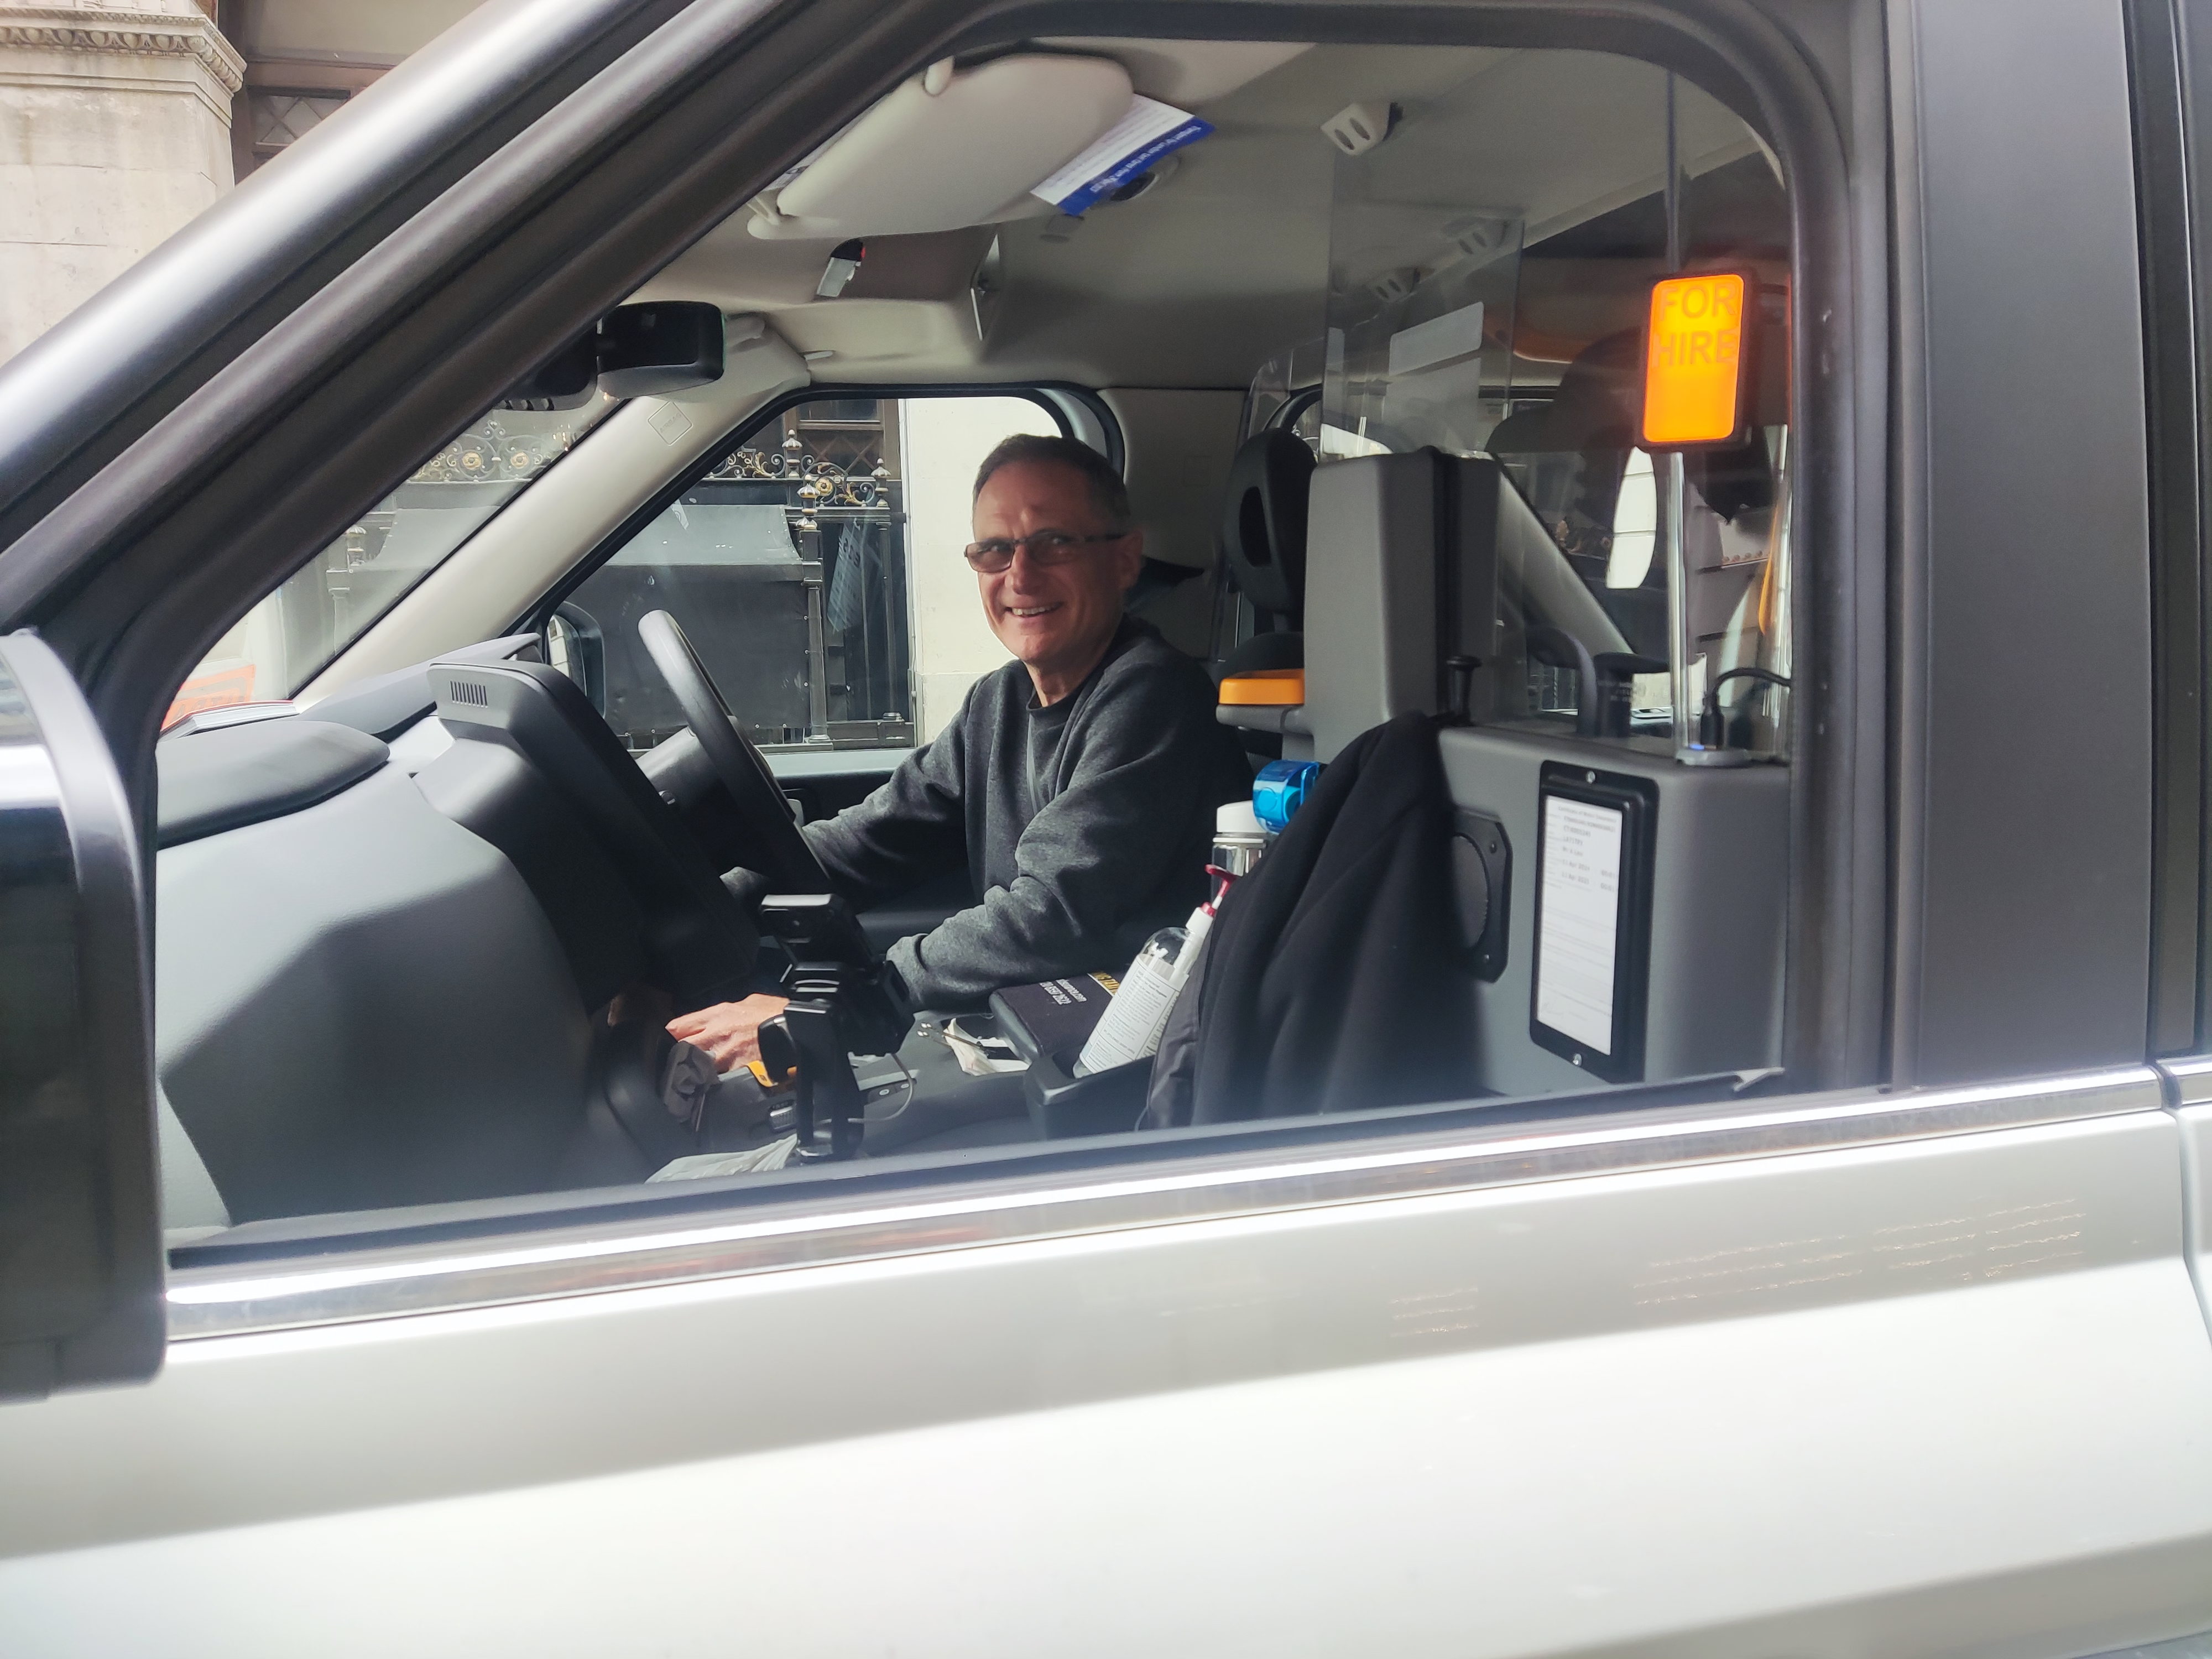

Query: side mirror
left=546, top=601, right=606, bottom=712
left=0, top=633, right=161, bottom=1399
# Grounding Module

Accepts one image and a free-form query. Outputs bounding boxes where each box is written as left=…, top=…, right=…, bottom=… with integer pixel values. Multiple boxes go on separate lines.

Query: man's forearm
left=887, top=886, right=1072, bottom=1008
left=801, top=741, right=966, bottom=906
left=886, top=868, right=1156, bottom=1010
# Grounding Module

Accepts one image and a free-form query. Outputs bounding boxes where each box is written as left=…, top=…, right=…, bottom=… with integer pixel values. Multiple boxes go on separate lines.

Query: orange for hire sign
left=1642, top=272, right=1749, bottom=446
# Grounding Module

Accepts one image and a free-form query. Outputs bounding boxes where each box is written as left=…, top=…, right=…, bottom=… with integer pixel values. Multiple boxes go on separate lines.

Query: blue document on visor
left=1031, top=96, right=1214, bottom=216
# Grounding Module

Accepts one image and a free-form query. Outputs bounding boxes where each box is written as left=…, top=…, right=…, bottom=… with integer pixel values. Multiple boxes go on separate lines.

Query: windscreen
left=166, top=395, right=620, bottom=726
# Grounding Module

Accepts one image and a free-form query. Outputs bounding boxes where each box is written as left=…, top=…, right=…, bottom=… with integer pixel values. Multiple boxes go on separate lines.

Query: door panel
left=2182, top=1100, right=2212, bottom=1332
left=1892, top=0, right=2156, bottom=1083
left=2162, top=1059, right=2212, bottom=1337
left=2, top=1088, right=2207, bottom=1655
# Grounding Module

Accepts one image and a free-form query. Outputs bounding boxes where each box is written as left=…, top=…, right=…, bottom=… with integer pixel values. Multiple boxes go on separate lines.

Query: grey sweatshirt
left=803, top=617, right=1251, bottom=1010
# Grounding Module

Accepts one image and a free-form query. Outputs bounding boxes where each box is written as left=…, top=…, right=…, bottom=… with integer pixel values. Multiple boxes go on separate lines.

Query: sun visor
left=752, top=55, right=1134, bottom=242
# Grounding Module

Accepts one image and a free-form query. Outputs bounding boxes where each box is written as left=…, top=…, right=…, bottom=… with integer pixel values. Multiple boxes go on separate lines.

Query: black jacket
left=1147, top=713, right=1480, bottom=1125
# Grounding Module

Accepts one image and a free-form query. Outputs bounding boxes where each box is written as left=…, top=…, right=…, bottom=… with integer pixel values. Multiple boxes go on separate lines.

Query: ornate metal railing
left=708, top=431, right=893, bottom=529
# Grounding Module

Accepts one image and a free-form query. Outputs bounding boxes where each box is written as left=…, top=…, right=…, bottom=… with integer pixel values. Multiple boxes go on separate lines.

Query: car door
left=1, top=2, right=2210, bottom=1657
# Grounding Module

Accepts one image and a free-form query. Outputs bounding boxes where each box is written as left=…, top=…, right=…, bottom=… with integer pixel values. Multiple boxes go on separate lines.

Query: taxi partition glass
left=1318, top=55, right=1794, bottom=758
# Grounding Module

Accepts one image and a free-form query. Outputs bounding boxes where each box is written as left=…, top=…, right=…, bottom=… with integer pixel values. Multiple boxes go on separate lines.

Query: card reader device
left=1528, top=764, right=1658, bottom=1083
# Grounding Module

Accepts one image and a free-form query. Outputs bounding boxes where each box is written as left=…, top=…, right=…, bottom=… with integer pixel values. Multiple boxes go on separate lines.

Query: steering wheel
left=638, top=609, right=831, bottom=894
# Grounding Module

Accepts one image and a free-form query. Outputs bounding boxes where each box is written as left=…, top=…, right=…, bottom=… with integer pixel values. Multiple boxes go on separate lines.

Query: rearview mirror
left=596, top=302, right=724, bottom=398
left=546, top=601, right=606, bottom=711
left=498, top=332, right=599, bottom=412
left=498, top=302, right=726, bottom=410
left=0, top=633, right=161, bottom=1399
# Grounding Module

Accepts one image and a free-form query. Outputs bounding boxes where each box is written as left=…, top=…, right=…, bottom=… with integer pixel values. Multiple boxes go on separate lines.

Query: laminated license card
left=1031, top=97, right=1214, bottom=216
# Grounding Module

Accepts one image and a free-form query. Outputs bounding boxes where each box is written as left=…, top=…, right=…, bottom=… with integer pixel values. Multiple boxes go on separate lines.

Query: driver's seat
left=1217, top=428, right=1314, bottom=677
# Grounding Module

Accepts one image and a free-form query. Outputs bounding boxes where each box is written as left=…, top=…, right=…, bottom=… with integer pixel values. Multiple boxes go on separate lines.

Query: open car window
left=149, top=34, right=1802, bottom=1258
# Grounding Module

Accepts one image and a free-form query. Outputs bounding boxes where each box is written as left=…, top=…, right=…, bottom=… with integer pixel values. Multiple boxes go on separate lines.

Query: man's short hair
left=973, top=434, right=1132, bottom=529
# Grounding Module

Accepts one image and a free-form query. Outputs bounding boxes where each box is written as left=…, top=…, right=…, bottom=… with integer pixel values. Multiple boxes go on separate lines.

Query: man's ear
left=1113, top=528, right=1146, bottom=591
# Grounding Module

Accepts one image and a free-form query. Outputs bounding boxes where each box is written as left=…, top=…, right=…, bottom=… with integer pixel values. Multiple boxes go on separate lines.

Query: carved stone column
left=0, top=1, right=244, bottom=364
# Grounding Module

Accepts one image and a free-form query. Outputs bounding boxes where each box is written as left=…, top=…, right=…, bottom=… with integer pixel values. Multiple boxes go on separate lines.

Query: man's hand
left=667, top=993, right=791, bottom=1072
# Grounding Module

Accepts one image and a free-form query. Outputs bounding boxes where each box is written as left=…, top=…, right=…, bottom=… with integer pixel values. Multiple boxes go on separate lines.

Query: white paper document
left=1535, top=796, right=1624, bottom=1055
left=1031, top=96, right=1213, bottom=215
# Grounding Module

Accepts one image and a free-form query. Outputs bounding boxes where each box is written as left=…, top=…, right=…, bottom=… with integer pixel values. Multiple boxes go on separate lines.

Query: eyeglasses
left=963, top=530, right=1130, bottom=573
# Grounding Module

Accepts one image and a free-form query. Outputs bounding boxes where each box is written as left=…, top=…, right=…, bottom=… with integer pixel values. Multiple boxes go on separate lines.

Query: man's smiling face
left=972, top=458, right=1142, bottom=703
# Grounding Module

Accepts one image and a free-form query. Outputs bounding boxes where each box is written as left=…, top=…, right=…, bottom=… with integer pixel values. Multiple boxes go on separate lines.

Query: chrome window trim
left=2158, top=1053, right=2212, bottom=1104
left=2074, top=1630, right=2212, bottom=1658
left=166, top=1066, right=2163, bottom=1340
left=2163, top=1057, right=2212, bottom=1335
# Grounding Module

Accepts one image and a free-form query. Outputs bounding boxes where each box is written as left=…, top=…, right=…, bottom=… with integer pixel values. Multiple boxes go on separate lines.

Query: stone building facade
left=1, top=2, right=241, bottom=363
left=0, top=0, right=469, bottom=366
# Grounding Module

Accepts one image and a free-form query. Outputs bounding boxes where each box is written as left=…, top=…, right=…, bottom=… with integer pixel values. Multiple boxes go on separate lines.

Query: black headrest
left=1218, top=429, right=1314, bottom=623
left=1488, top=330, right=1639, bottom=458
left=1486, top=328, right=1772, bottom=524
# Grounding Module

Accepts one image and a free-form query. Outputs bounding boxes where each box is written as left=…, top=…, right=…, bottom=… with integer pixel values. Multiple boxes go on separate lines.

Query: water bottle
left=1212, top=798, right=1270, bottom=879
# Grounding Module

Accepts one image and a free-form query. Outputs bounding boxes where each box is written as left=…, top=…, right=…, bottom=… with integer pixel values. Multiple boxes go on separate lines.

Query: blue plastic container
left=1252, top=759, right=1323, bottom=833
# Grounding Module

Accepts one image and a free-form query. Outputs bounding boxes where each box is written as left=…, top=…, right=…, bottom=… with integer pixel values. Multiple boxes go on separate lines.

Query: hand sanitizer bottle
left=1075, top=902, right=1215, bottom=1076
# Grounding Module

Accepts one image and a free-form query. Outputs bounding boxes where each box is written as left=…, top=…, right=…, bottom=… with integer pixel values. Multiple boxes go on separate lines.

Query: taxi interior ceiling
left=634, top=40, right=1779, bottom=390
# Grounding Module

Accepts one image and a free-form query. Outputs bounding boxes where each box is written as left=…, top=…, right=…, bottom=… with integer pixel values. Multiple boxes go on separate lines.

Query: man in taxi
left=670, top=433, right=1250, bottom=1069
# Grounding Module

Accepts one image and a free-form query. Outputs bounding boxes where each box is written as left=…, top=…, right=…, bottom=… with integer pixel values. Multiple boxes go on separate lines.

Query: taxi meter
left=1641, top=270, right=1755, bottom=446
